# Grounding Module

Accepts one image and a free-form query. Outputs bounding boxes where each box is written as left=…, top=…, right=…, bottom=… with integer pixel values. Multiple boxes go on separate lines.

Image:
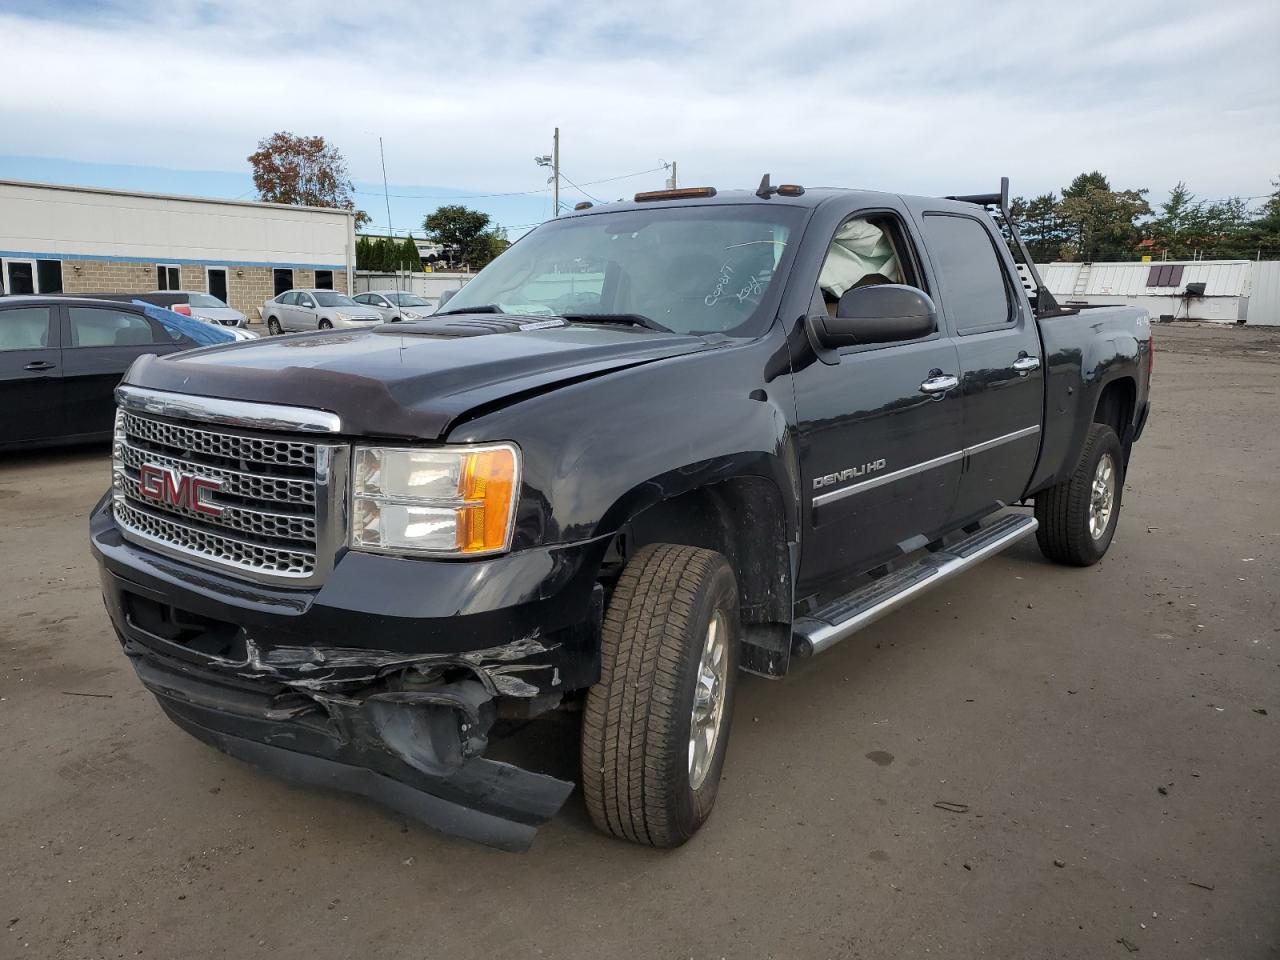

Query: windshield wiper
left=557, top=313, right=673, bottom=333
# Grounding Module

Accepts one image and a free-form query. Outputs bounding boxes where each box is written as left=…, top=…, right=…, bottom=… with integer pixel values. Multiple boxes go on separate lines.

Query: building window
left=157, top=264, right=181, bottom=290
left=207, top=267, right=229, bottom=303
left=315, top=270, right=334, bottom=290
left=36, top=260, right=63, bottom=293
left=273, top=268, right=294, bottom=296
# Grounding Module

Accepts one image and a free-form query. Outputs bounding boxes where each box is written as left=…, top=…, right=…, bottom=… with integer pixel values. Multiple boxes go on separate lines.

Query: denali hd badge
left=813, top=460, right=887, bottom=490
left=139, top=463, right=224, bottom=517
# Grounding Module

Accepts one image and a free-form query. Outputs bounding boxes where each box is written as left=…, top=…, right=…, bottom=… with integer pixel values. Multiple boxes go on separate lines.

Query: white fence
left=1249, top=262, right=1280, bottom=326
left=354, top=271, right=472, bottom=300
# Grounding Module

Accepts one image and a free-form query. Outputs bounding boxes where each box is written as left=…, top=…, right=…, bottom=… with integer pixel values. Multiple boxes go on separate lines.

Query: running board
left=792, top=514, right=1038, bottom=658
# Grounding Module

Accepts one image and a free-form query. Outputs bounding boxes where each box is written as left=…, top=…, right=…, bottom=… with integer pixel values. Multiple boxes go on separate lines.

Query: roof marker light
left=634, top=187, right=717, bottom=202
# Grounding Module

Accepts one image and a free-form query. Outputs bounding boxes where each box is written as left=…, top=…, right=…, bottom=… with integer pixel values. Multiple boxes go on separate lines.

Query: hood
left=190, top=307, right=247, bottom=324
left=124, top=315, right=715, bottom=440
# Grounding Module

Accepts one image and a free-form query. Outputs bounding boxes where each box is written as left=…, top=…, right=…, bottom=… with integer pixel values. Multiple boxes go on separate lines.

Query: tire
left=266, top=317, right=281, bottom=336
left=582, top=544, right=740, bottom=847
left=318, top=318, right=333, bottom=330
left=1035, top=423, right=1124, bottom=566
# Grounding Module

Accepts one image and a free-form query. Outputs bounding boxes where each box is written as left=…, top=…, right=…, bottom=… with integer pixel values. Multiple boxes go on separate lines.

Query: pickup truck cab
left=90, top=178, right=1152, bottom=850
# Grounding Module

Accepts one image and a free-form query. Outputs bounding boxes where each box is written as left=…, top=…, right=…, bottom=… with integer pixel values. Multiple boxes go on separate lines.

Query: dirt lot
left=2, top=324, right=1277, bottom=960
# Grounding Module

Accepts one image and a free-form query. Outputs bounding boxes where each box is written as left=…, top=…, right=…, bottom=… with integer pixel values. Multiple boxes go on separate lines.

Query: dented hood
left=124, top=315, right=714, bottom=439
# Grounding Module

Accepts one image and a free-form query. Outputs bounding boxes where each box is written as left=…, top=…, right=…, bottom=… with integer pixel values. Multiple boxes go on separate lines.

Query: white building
left=0, top=179, right=356, bottom=315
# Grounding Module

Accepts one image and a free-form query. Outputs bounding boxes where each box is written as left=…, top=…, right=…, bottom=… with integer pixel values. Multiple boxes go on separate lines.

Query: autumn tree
left=248, top=131, right=369, bottom=226
left=422, top=205, right=508, bottom=270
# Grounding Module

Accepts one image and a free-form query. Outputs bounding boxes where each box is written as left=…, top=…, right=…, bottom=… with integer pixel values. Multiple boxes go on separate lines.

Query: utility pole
left=666, top=161, right=677, bottom=190
left=552, top=127, right=560, bottom=215
left=377, top=135, right=400, bottom=292
left=535, top=128, right=562, bottom=216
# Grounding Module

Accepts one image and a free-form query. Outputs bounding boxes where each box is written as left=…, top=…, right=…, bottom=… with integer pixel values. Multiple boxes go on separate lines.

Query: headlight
left=350, top=444, right=520, bottom=556
left=335, top=312, right=351, bottom=321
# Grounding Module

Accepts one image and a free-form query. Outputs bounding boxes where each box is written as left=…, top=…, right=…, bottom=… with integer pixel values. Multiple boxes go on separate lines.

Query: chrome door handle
left=919, top=373, right=959, bottom=396
left=24, top=360, right=56, bottom=371
left=1012, top=356, right=1041, bottom=375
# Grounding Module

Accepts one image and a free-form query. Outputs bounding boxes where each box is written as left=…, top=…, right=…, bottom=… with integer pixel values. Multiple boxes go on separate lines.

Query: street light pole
left=552, top=127, right=560, bottom=216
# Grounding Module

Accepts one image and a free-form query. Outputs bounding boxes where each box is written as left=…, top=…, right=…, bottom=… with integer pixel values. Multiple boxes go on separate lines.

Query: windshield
left=314, top=292, right=358, bottom=307
left=388, top=293, right=432, bottom=306
left=187, top=293, right=227, bottom=308
left=440, top=205, right=803, bottom=336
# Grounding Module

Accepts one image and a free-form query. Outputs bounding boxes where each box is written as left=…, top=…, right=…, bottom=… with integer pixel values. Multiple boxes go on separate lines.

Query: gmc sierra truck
left=90, top=177, right=1152, bottom=850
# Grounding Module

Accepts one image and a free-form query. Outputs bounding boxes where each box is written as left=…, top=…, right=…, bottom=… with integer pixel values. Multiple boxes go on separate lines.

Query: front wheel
left=581, top=544, right=740, bottom=847
left=318, top=318, right=333, bottom=330
left=1034, top=423, right=1124, bottom=566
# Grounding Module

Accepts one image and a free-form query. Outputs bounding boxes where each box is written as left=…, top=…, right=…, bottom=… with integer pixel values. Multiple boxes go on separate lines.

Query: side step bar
left=792, top=514, right=1039, bottom=658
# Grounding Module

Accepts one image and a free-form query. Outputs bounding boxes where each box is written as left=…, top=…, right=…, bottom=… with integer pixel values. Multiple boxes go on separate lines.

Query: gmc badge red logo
left=139, top=464, right=224, bottom=517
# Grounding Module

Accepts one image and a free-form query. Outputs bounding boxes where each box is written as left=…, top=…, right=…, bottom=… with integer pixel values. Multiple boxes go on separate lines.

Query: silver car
left=262, top=289, right=382, bottom=335
left=173, top=292, right=250, bottom=328
left=352, top=290, right=438, bottom=322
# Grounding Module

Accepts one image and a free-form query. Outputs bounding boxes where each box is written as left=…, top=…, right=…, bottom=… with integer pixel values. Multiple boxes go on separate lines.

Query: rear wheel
left=318, top=318, right=333, bottom=330
left=266, top=317, right=281, bottom=336
left=1034, top=423, right=1124, bottom=566
left=581, top=544, right=739, bottom=847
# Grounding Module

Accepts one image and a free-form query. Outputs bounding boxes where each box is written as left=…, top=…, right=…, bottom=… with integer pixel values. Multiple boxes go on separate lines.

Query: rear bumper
left=131, top=646, right=573, bottom=850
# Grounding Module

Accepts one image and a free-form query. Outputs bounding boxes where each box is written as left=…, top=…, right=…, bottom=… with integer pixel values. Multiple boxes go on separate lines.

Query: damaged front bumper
left=90, top=496, right=607, bottom=850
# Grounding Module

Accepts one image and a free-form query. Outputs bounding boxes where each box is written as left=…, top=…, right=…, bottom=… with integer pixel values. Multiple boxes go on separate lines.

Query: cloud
left=2, top=0, right=1278, bottom=208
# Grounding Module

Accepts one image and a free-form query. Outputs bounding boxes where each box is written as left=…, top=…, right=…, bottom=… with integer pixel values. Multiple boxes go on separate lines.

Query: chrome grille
left=111, top=405, right=346, bottom=584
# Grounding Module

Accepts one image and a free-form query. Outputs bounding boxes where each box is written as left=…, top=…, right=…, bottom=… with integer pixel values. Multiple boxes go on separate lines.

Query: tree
left=1055, top=171, right=1151, bottom=261
left=1009, top=192, right=1068, bottom=262
left=422, top=205, right=508, bottom=270
left=248, top=131, right=369, bottom=226
left=400, top=236, right=423, bottom=271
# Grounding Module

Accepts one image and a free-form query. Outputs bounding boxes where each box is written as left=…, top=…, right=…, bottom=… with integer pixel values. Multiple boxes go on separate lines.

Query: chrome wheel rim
left=1089, top=453, right=1117, bottom=540
left=688, top=610, right=729, bottom=791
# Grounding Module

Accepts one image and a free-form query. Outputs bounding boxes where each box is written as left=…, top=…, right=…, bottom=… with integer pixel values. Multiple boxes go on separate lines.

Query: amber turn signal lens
left=458, top=446, right=519, bottom=553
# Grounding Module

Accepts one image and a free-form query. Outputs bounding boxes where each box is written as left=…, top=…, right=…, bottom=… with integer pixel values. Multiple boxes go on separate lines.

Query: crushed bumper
left=129, top=644, right=574, bottom=851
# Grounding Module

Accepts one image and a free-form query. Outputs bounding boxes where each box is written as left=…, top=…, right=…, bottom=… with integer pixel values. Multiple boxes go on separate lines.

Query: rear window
left=920, top=214, right=1013, bottom=333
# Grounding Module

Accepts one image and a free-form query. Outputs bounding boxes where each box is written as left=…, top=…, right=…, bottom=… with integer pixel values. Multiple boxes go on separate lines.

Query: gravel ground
left=1, top=323, right=1277, bottom=960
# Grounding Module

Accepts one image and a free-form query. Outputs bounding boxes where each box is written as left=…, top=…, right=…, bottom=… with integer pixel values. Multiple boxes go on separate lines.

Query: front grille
left=112, top=410, right=345, bottom=584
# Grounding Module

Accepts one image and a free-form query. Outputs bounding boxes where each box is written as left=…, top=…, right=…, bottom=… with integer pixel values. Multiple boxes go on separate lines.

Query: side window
left=352, top=294, right=370, bottom=304
left=817, top=214, right=922, bottom=317
left=298, top=293, right=315, bottom=308
left=68, top=307, right=161, bottom=348
left=278, top=292, right=297, bottom=306
left=0, top=307, right=55, bottom=351
left=920, top=214, right=1013, bottom=333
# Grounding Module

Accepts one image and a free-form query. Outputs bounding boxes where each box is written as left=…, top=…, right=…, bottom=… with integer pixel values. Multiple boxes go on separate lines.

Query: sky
left=1, top=0, right=1278, bottom=238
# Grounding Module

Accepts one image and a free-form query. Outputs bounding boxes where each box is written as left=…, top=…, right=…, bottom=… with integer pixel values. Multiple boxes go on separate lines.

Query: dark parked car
left=0, top=296, right=210, bottom=450
left=91, top=178, right=1151, bottom=850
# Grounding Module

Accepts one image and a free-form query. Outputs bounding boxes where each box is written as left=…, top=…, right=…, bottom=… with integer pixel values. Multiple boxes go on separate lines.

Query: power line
left=351, top=164, right=669, bottom=202
left=558, top=170, right=602, bottom=204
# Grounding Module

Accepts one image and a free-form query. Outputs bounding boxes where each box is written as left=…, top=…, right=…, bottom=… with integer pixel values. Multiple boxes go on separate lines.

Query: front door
left=0, top=303, right=62, bottom=445
left=793, top=208, right=964, bottom=599
left=914, top=212, right=1045, bottom=524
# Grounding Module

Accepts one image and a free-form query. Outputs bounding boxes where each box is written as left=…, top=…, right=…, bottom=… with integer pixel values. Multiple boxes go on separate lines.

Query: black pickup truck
left=90, top=177, right=1152, bottom=850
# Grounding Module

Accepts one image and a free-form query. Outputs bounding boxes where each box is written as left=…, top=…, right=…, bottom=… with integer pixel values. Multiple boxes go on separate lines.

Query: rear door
left=60, top=305, right=188, bottom=439
left=0, top=303, right=63, bottom=445
left=914, top=211, right=1044, bottom=524
left=793, top=203, right=964, bottom=598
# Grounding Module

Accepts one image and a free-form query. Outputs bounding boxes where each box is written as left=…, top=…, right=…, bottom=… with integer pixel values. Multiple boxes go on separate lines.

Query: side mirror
left=438, top=288, right=458, bottom=307
left=812, top=284, right=937, bottom=348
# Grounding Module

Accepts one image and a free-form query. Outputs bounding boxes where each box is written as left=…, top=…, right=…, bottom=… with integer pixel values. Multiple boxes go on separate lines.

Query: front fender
left=449, top=331, right=800, bottom=549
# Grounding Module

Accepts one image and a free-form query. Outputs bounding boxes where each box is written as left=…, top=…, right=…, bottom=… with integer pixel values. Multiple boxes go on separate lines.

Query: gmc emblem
left=139, top=463, right=224, bottom=517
